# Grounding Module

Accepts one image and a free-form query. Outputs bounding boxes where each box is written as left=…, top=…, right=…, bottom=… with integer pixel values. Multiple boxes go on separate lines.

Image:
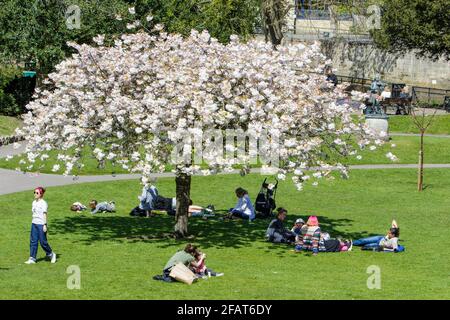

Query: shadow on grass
left=52, top=212, right=377, bottom=255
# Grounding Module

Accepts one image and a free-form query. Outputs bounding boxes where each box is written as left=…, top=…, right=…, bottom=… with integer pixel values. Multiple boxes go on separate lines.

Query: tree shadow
left=51, top=213, right=377, bottom=256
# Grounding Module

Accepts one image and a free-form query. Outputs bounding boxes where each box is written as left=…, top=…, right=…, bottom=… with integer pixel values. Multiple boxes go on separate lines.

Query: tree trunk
left=174, top=172, right=191, bottom=238
left=417, top=131, right=424, bottom=191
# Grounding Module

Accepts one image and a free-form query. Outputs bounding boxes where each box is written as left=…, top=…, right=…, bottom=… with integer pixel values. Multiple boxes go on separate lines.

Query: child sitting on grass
left=89, top=200, right=116, bottom=214
left=70, top=202, right=87, bottom=213
left=191, top=250, right=224, bottom=279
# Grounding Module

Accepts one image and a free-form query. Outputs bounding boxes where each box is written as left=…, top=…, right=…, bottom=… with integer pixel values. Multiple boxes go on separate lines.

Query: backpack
left=129, top=206, right=147, bottom=217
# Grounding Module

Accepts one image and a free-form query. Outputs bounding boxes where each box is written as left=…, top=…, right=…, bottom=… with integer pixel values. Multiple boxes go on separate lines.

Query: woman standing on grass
left=24, top=187, right=57, bottom=264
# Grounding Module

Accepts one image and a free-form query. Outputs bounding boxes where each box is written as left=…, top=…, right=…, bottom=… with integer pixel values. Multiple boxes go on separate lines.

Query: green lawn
left=389, top=115, right=450, bottom=135
left=1, top=135, right=449, bottom=175
left=0, top=115, right=22, bottom=137
left=0, top=169, right=449, bottom=299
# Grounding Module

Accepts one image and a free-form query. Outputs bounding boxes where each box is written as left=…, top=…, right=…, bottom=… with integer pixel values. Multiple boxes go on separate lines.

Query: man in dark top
left=265, top=207, right=296, bottom=244
left=325, top=67, right=338, bottom=87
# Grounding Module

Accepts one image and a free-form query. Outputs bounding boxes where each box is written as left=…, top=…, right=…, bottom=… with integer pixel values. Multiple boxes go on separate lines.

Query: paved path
left=2, top=164, right=450, bottom=196
left=390, top=133, right=450, bottom=138
left=1, top=135, right=450, bottom=195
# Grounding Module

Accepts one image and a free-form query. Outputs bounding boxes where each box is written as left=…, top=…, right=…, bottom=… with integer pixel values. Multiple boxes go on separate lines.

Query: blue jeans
left=353, top=235, right=384, bottom=249
left=30, top=223, right=53, bottom=260
left=229, top=208, right=250, bottom=220
left=139, top=200, right=152, bottom=211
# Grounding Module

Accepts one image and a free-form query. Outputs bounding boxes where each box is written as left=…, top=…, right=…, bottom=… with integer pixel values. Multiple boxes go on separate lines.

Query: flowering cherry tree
left=15, top=24, right=385, bottom=237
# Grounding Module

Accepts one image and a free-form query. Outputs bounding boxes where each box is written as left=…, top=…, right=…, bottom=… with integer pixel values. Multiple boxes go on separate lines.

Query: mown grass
left=389, top=115, right=450, bottom=135
left=0, top=116, right=22, bottom=137
left=0, top=169, right=449, bottom=299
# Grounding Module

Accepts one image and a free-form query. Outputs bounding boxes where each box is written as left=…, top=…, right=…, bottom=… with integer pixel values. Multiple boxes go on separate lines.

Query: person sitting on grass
left=70, top=202, right=87, bottom=213
left=190, top=250, right=224, bottom=279
left=266, top=207, right=296, bottom=244
left=295, top=215, right=321, bottom=255
left=353, top=220, right=401, bottom=252
left=295, top=216, right=352, bottom=254
left=89, top=200, right=116, bottom=214
left=291, top=218, right=305, bottom=236
left=227, top=187, right=255, bottom=221
left=138, top=182, right=158, bottom=217
left=153, top=244, right=203, bottom=283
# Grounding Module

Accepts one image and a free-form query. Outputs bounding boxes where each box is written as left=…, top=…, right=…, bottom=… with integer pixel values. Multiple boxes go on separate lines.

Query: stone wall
left=324, top=41, right=450, bottom=89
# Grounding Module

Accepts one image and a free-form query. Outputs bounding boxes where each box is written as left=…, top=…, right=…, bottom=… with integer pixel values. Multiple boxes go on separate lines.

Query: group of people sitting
left=266, top=207, right=403, bottom=254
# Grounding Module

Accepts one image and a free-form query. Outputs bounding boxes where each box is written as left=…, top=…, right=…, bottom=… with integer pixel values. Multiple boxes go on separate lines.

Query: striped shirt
left=297, top=225, right=321, bottom=253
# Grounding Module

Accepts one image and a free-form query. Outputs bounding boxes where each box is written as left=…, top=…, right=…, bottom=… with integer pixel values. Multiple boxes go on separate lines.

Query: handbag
left=169, top=263, right=197, bottom=285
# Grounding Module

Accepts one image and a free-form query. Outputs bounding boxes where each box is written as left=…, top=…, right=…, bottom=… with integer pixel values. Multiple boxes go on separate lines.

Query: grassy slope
left=389, top=115, right=450, bottom=135
left=0, top=116, right=22, bottom=137
left=1, top=135, right=449, bottom=175
left=0, top=170, right=449, bottom=299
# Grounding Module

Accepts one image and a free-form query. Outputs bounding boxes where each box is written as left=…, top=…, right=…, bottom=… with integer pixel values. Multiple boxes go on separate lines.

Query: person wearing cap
left=291, top=218, right=305, bottom=236
left=265, top=207, right=296, bottom=244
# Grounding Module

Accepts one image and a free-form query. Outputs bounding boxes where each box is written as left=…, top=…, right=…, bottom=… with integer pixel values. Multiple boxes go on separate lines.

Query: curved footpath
left=2, top=164, right=450, bottom=196
left=0, top=134, right=449, bottom=196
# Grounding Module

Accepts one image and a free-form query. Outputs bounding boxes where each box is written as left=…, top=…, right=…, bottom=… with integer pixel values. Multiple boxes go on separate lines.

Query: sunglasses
left=34, top=191, right=41, bottom=195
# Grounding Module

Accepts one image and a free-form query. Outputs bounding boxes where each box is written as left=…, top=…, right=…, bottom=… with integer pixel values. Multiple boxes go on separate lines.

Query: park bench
left=445, top=96, right=450, bottom=113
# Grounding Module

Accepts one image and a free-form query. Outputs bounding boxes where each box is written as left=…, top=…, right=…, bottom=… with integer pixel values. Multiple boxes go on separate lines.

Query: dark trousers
left=30, top=223, right=53, bottom=260
left=162, top=268, right=175, bottom=282
left=229, top=209, right=250, bottom=220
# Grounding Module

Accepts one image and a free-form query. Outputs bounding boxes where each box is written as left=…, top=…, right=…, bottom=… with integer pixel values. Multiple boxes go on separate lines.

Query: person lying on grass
left=169, top=199, right=215, bottom=219
left=24, top=187, right=57, bottom=264
left=353, top=220, right=401, bottom=252
left=190, top=250, right=224, bottom=279
left=70, top=202, right=87, bottom=213
left=266, top=207, right=296, bottom=244
left=153, top=244, right=204, bottom=283
left=226, top=187, right=255, bottom=221
left=89, top=200, right=116, bottom=214
left=294, top=216, right=352, bottom=255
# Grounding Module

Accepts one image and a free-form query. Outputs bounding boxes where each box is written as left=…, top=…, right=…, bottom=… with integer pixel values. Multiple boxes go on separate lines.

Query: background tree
left=372, top=0, right=450, bottom=61
left=260, top=0, right=292, bottom=46
left=410, top=108, right=437, bottom=191
left=15, top=17, right=385, bottom=237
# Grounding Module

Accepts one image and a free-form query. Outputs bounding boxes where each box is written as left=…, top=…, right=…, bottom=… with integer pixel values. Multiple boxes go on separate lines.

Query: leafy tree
left=372, top=0, right=450, bottom=60
left=16, top=28, right=383, bottom=237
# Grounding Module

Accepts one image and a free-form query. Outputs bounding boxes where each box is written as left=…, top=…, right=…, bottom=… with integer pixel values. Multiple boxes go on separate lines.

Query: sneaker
left=153, top=275, right=164, bottom=281
left=215, top=273, right=224, bottom=277
left=347, top=240, right=353, bottom=252
left=51, top=252, right=57, bottom=263
left=24, top=258, right=36, bottom=264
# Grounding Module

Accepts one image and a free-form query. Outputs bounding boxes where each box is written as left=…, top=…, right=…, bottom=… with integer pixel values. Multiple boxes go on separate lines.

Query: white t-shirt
left=32, top=199, right=48, bottom=225
left=379, top=236, right=398, bottom=250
